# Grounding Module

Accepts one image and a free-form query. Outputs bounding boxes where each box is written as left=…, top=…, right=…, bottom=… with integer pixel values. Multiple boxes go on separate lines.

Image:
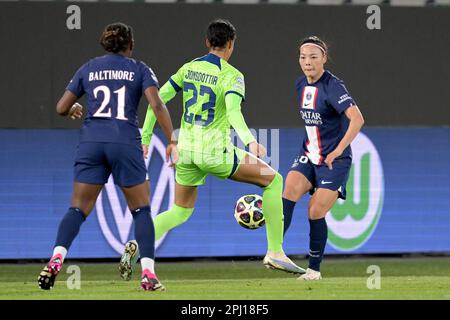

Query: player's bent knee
left=308, top=204, right=327, bottom=220
left=283, top=183, right=303, bottom=200
left=264, top=172, right=283, bottom=191
left=71, top=202, right=94, bottom=216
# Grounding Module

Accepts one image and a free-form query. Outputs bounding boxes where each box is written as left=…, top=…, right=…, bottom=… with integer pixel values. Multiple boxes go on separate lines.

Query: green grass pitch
left=1, top=257, right=449, bottom=299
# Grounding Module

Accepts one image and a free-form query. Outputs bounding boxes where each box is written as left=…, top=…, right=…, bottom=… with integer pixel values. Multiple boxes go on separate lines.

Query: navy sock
left=54, top=207, right=86, bottom=249
left=308, top=218, right=328, bottom=272
left=131, top=206, right=155, bottom=260
left=282, top=198, right=297, bottom=235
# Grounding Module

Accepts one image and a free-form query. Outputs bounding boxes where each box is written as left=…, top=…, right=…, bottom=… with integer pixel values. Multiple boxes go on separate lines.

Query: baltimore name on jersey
left=296, top=70, right=355, bottom=165
left=67, top=53, right=159, bottom=145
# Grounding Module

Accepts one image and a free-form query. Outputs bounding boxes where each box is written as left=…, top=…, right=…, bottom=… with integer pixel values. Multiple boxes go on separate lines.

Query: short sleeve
left=224, top=72, right=245, bottom=101
left=328, top=79, right=355, bottom=114
left=168, top=65, right=185, bottom=92
left=66, top=65, right=85, bottom=97
left=140, top=62, right=159, bottom=91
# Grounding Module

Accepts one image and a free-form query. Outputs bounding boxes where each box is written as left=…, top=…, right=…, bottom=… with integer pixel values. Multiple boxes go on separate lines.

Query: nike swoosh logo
left=321, top=180, right=333, bottom=184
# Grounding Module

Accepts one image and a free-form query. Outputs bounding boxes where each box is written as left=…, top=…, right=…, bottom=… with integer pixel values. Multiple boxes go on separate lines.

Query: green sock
left=154, top=204, right=194, bottom=241
left=262, top=172, right=284, bottom=252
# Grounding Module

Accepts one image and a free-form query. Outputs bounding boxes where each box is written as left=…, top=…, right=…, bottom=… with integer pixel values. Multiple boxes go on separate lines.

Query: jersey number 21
left=92, top=85, right=128, bottom=120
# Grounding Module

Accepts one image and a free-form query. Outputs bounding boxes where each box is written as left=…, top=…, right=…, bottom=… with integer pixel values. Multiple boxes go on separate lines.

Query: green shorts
left=176, top=146, right=248, bottom=186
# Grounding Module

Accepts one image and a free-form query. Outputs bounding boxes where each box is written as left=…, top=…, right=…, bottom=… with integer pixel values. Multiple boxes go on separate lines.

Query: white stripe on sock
left=52, top=246, right=68, bottom=262
left=140, top=257, right=155, bottom=274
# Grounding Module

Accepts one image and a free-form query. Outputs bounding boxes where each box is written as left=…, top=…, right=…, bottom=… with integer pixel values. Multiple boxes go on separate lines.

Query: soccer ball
left=234, top=194, right=265, bottom=230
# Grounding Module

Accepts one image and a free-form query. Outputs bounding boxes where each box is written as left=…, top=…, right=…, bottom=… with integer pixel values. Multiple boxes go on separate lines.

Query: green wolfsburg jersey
left=169, top=53, right=246, bottom=154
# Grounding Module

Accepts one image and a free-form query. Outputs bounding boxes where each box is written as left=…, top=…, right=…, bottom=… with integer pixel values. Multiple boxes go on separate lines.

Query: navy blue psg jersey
left=296, top=70, right=355, bottom=165
left=66, top=53, right=159, bottom=145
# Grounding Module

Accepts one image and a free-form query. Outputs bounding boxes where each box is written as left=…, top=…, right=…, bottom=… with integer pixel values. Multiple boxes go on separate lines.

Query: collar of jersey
left=194, top=53, right=222, bottom=70
left=306, top=70, right=329, bottom=85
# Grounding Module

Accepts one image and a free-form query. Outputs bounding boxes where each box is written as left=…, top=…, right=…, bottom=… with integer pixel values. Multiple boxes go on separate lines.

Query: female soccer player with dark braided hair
left=38, top=22, right=178, bottom=291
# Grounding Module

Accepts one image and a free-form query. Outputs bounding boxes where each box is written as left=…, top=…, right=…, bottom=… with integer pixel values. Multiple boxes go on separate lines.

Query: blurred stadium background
left=0, top=0, right=449, bottom=299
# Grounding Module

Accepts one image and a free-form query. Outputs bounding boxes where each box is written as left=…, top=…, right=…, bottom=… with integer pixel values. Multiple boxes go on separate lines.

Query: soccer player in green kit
left=119, top=19, right=305, bottom=280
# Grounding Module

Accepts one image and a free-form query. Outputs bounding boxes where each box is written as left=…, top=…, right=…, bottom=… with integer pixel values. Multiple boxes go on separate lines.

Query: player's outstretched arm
left=141, top=81, right=178, bottom=145
left=225, top=93, right=254, bottom=145
left=141, top=108, right=157, bottom=147
left=225, top=93, right=266, bottom=157
left=144, top=86, right=178, bottom=166
left=56, top=91, right=83, bottom=120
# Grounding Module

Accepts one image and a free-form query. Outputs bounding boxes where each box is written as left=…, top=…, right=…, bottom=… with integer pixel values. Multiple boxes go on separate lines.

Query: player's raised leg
left=154, top=183, right=197, bottom=240
left=230, top=153, right=306, bottom=274
left=121, top=182, right=165, bottom=291
left=38, top=182, right=102, bottom=290
left=298, top=188, right=337, bottom=281
left=283, top=167, right=314, bottom=235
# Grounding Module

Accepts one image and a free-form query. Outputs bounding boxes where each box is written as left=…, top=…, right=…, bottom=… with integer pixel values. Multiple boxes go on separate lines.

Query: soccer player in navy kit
left=37, top=22, right=178, bottom=291
left=282, top=36, right=365, bottom=280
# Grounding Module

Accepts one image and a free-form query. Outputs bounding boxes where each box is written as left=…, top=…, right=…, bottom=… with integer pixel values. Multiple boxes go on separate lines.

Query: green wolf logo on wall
left=326, top=132, right=384, bottom=251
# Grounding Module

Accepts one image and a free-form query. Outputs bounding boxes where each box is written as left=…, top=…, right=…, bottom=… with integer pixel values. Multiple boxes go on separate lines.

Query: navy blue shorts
left=290, top=154, right=352, bottom=200
left=74, top=142, right=146, bottom=187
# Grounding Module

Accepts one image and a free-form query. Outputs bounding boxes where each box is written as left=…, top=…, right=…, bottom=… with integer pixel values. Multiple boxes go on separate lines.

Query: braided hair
left=100, top=22, right=133, bottom=53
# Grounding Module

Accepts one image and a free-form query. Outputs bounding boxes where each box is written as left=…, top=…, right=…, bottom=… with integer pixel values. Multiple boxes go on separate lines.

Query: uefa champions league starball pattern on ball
left=234, top=194, right=265, bottom=230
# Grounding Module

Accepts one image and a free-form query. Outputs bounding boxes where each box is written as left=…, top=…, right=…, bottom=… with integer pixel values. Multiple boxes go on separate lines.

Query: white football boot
left=263, top=251, right=306, bottom=275
left=297, top=268, right=322, bottom=281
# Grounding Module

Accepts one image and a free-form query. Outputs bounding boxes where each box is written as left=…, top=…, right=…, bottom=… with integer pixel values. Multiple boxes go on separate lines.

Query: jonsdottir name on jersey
left=185, top=70, right=218, bottom=85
